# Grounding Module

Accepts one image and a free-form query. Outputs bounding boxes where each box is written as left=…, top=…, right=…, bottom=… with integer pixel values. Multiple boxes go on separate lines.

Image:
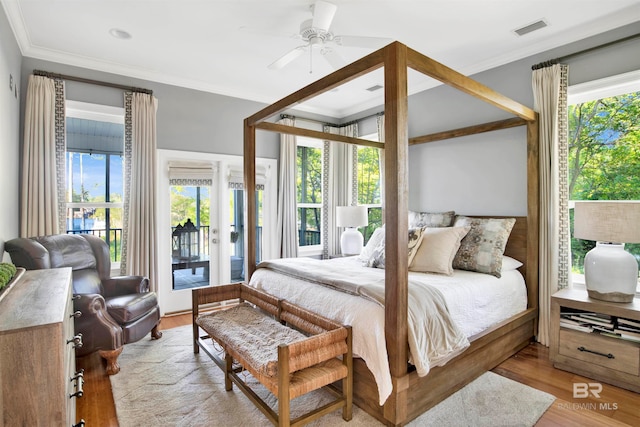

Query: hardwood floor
left=76, top=313, right=640, bottom=426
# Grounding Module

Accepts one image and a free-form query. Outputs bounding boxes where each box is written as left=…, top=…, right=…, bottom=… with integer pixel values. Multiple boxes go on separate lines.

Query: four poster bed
left=243, top=42, right=539, bottom=426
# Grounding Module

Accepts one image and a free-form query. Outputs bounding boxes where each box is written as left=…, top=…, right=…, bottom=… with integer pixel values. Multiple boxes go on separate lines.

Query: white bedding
left=248, top=256, right=527, bottom=405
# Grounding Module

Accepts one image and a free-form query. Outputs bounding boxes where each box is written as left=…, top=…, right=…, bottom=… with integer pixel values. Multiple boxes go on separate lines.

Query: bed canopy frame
left=243, top=41, right=539, bottom=426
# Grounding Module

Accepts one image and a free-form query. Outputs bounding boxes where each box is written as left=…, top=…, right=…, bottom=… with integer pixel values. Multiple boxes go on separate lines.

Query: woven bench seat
left=193, top=283, right=352, bottom=427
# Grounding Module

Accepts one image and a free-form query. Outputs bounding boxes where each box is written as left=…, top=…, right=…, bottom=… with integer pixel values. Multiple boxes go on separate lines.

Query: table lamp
left=336, top=206, right=368, bottom=256
left=573, top=201, right=640, bottom=302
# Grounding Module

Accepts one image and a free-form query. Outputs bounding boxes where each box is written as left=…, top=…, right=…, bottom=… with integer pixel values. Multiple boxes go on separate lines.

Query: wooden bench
left=192, top=283, right=353, bottom=427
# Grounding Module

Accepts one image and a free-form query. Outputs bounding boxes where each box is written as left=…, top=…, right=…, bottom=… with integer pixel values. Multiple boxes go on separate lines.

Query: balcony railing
left=68, top=225, right=320, bottom=264
left=67, top=228, right=122, bottom=262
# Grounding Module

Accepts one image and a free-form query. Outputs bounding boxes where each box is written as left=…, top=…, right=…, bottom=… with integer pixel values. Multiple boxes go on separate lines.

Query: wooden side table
left=550, top=288, right=640, bottom=392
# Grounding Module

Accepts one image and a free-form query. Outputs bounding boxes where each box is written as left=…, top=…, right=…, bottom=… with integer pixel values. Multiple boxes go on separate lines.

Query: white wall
left=0, top=6, right=22, bottom=260
left=408, top=127, right=527, bottom=216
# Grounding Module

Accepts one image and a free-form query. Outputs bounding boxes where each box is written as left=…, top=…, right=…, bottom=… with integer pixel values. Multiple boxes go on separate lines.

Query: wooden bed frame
left=243, top=41, right=539, bottom=426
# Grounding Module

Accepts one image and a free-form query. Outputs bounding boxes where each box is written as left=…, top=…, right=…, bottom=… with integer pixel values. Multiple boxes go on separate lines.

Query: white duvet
left=248, top=257, right=527, bottom=405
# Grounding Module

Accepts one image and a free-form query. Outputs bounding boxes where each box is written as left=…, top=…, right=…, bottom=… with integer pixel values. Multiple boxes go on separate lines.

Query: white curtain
left=276, top=118, right=298, bottom=258
left=322, top=124, right=358, bottom=257
left=532, top=63, right=570, bottom=346
left=20, top=75, right=66, bottom=237
left=121, top=92, right=159, bottom=291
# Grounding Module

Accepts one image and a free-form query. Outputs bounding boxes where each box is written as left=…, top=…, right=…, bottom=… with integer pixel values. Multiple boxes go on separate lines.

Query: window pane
left=67, top=152, right=107, bottom=202
left=228, top=188, right=263, bottom=281
left=109, top=154, right=124, bottom=202
left=568, top=91, right=640, bottom=279
left=66, top=207, right=122, bottom=262
left=363, top=207, right=383, bottom=244
left=298, top=207, right=321, bottom=246
left=170, top=185, right=212, bottom=290
left=357, top=147, right=381, bottom=205
left=297, top=146, right=322, bottom=204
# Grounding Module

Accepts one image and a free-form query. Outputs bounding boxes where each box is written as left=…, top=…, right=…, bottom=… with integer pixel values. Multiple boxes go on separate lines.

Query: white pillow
left=409, top=226, right=470, bottom=275
left=502, top=256, right=523, bottom=271
left=358, top=226, right=385, bottom=261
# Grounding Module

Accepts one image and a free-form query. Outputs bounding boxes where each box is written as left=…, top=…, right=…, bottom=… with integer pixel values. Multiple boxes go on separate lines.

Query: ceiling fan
left=267, top=0, right=392, bottom=72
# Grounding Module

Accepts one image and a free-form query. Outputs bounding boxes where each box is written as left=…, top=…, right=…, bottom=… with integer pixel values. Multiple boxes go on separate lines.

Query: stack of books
left=560, top=310, right=640, bottom=344
left=614, top=318, right=640, bottom=344
left=560, top=311, right=613, bottom=333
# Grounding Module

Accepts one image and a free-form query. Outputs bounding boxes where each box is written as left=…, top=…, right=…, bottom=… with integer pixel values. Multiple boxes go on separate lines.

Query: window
left=568, top=71, right=640, bottom=290
left=297, top=138, right=323, bottom=248
left=65, top=101, right=125, bottom=264
left=358, top=134, right=382, bottom=243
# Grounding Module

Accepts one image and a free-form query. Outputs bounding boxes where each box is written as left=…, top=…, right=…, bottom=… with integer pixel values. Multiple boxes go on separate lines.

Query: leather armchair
left=6, top=234, right=162, bottom=375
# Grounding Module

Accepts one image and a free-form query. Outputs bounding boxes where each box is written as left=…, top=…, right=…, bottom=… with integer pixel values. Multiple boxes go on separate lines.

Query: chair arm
left=73, top=293, right=123, bottom=356
left=102, top=275, right=149, bottom=296
left=4, top=238, right=51, bottom=270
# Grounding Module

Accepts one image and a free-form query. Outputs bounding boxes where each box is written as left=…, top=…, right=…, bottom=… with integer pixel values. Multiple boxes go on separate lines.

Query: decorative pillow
left=502, top=256, right=523, bottom=271
left=358, top=226, right=385, bottom=262
left=452, top=216, right=516, bottom=278
left=408, top=210, right=455, bottom=228
left=409, top=226, right=471, bottom=275
left=364, top=227, right=426, bottom=269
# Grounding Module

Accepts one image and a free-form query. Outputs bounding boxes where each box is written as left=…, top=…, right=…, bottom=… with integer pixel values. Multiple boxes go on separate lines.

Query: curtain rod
left=32, top=70, right=153, bottom=95
left=280, top=111, right=383, bottom=128
left=531, top=32, right=640, bottom=70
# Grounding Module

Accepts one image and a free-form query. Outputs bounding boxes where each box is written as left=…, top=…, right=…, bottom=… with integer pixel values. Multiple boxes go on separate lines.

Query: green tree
left=357, top=147, right=382, bottom=242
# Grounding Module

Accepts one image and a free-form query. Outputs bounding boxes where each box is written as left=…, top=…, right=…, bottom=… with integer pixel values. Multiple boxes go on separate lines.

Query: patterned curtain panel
left=532, top=63, right=570, bottom=346
left=276, top=117, right=298, bottom=258
left=20, top=75, right=66, bottom=237
left=322, top=124, right=358, bottom=258
left=121, top=92, right=159, bottom=292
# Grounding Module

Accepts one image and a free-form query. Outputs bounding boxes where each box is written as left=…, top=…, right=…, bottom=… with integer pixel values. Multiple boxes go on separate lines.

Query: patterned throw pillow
left=452, top=216, right=516, bottom=278
left=408, top=210, right=456, bottom=228
left=364, top=227, right=426, bottom=269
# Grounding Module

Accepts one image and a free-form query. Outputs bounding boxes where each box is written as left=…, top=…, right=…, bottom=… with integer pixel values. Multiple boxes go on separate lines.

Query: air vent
left=366, top=84, right=383, bottom=92
left=514, top=19, right=548, bottom=36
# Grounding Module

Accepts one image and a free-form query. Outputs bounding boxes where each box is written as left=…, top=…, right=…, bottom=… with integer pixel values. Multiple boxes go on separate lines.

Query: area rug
left=110, top=325, right=555, bottom=426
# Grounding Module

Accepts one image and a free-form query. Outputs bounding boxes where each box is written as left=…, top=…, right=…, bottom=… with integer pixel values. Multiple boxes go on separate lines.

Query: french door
left=157, top=150, right=277, bottom=315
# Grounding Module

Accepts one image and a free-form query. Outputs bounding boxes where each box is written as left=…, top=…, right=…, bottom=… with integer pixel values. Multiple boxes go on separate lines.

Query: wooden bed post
left=244, top=118, right=257, bottom=280
left=383, top=42, right=410, bottom=423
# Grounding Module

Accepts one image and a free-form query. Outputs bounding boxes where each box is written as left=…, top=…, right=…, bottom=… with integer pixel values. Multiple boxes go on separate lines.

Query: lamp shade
left=574, top=201, right=640, bottom=243
left=336, top=206, right=368, bottom=228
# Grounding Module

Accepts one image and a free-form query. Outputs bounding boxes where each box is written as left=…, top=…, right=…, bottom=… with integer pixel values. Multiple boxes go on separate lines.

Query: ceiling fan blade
left=333, top=35, right=393, bottom=49
left=312, top=0, right=337, bottom=32
left=321, top=47, right=346, bottom=70
left=268, top=46, right=307, bottom=70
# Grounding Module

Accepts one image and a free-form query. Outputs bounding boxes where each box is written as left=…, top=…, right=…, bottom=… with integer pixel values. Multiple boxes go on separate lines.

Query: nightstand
left=550, top=288, right=640, bottom=392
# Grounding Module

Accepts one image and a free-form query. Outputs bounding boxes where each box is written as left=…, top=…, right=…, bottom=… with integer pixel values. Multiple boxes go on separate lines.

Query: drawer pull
left=577, top=346, right=614, bottom=359
left=72, top=420, right=86, bottom=427
left=67, top=333, right=83, bottom=348
left=72, top=294, right=81, bottom=300
left=70, top=310, right=82, bottom=318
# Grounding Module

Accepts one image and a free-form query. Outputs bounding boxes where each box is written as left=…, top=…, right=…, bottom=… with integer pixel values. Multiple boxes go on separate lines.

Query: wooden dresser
left=0, top=268, right=84, bottom=426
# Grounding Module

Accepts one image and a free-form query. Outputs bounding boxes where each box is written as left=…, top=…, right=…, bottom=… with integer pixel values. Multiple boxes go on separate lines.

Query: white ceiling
left=3, top=0, right=640, bottom=117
